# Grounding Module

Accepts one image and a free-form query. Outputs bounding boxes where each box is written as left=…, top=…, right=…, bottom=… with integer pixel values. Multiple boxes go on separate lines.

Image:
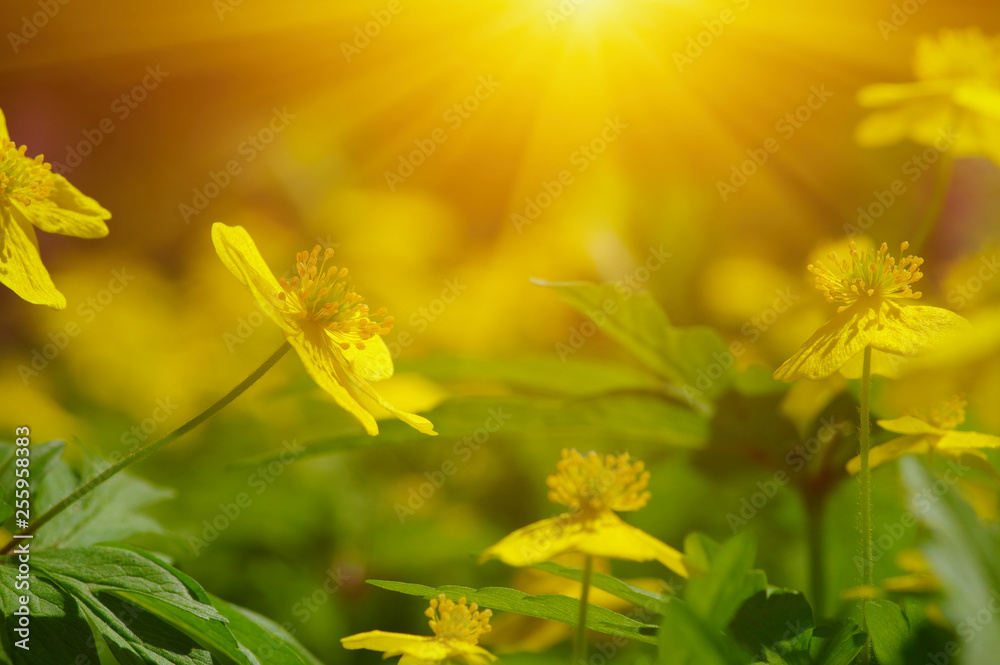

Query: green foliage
left=531, top=560, right=674, bottom=614
left=367, top=579, right=659, bottom=644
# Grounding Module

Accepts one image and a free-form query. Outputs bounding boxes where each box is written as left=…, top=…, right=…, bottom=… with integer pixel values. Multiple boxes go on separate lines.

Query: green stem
left=859, top=345, right=873, bottom=662
left=805, top=490, right=826, bottom=618
left=574, top=555, right=594, bottom=665
left=0, top=342, right=291, bottom=555
left=911, top=140, right=955, bottom=255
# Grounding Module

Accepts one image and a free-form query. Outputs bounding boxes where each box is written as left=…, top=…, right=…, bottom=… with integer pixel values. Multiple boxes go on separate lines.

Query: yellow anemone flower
left=211, top=223, right=436, bottom=436
left=847, top=396, right=1000, bottom=473
left=479, top=449, right=692, bottom=578
left=774, top=241, right=967, bottom=381
left=341, top=594, right=496, bottom=665
left=856, top=28, right=1000, bottom=163
left=0, top=108, right=110, bottom=309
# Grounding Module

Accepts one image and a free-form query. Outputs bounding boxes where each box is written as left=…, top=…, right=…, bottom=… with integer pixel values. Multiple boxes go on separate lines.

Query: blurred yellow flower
left=212, top=223, right=436, bottom=436
left=341, top=594, right=495, bottom=665
left=855, top=28, right=1000, bottom=163
left=847, top=396, right=1000, bottom=473
left=480, top=449, right=692, bottom=578
left=774, top=241, right=966, bottom=381
left=0, top=108, right=110, bottom=309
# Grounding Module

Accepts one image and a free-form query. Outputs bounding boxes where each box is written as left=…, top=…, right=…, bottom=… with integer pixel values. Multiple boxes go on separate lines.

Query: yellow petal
left=773, top=302, right=879, bottom=381
left=337, top=332, right=394, bottom=382
left=865, top=302, right=969, bottom=356
left=846, top=435, right=931, bottom=475
left=287, top=328, right=381, bottom=436
left=856, top=81, right=954, bottom=108
left=876, top=416, right=944, bottom=436
left=341, top=631, right=446, bottom=659
left=854, top=100, right=949, bottom=147
left=348, top=369, right=437, bottom=435
left=22, top=174, right=110, bottom=238
left=937, top=430, right=1000, bottom=450
left=838, top=347, right=908, bottom=379
left=480, top=513, right=691, bottom=577
left=954, top=83, right=1000, bottom=120
left=0, top=107, right=8, bottom=142
left=0, top=208, right=66, bottom=309
left=210, top=223, right=291, bottom=332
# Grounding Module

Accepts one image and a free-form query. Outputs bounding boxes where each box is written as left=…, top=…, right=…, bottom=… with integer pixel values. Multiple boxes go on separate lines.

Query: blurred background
left=2, top=0, right=1000, bottom=662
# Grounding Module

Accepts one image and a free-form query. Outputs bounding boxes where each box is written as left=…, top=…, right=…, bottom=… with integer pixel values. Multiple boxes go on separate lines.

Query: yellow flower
left=341, top=595, right=496, bottom=665
left=0, top=108, right=110, bottom=309
left=774, top=241, right=967, bottom=381
left=855, top=28, right=1000, bottom=163
left=479, top=449, right=693, bottom=578
left=846, top=396, right=1000, bottom=473
left=211, top=223, right=436, bottom=436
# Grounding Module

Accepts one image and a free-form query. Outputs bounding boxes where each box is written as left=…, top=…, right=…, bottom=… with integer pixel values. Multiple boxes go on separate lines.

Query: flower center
left=809, top=241, right=923, bottom=313
left=546, top=448, right=651, bottom=516
left=277, top=245, right=393, bottom=350
left=0, top=140, right=53, bottom=207
left=425, top=595, right=492, bottom=644
left=920, top=395, right=966, bottom=430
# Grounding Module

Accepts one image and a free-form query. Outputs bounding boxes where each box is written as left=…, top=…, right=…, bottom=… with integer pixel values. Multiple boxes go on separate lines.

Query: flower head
left=855, top=28, right=1000, bottom=163
left=546, top=449, right=651, bottom=517
left=0, top=108, right=110, bottom=309
left=480, top=448, right=692, bottom=578
left=847, top=396, right=1000, bottom=473
left=774, top=237, right=967, bottom=382
left=212, top=223, right=435, bottom=436
left=809, top=242, right=923, bottom=313
left=341, top=595, right=496, bottom=665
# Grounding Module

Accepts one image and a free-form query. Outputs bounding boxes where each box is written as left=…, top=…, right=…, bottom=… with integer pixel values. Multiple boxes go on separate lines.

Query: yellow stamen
left=278, top=245, right=393, bottom=344
left=546, top=448, right=651, bottom=516
left=0, top=139, right=53, bottom=207
left=919, top=395, right=967, bottom=430
left=424, top=595, right=492, bottom=644
left=809, top=241, right=923, bottom=312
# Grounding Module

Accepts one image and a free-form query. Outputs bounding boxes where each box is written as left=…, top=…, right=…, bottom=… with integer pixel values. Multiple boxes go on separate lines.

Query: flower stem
left=859, top=345, right=873, bottom=662
left=0, top=342, right=291, bottom=556
left=574, top=555, right=594, bottom=665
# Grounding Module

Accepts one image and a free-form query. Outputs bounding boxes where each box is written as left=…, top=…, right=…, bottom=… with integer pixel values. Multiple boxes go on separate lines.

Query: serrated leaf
left=531, top=561, right=674, bottom=614
left=533, top=280, right=732, bottom=402
left=865, top=600, right=908, bottom=665
left=211, top=595, right=323, bottom=665
left=685, top=533, right=765, bottom=630
left=729, top=590, right=813, bottom=665
left=367, top=579, right=657, bottom=644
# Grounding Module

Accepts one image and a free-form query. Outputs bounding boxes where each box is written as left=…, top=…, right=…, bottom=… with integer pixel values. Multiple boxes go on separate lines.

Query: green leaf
left=534, top=280, right=732, bottom=402
left=865, top=600, right=909, bottom=665
left=237, top=394, right=706, bottom=465
left=211, top=595, right=323, bottom=665
left=658, top=600, right=749, bottom=665
left=30, top=544, right=251, bottom=665
left=0, top=499, right=12, bottom=525
left=807, top=621, right=866, bottom=665
left=367, top=579, right=658, bottom=644
left=900, top=457, right=1000, bottom=665
left=531, top=561, right=675, bottom=614
left=729, top=590, right=813, bottom=665
left=685, top=533, right=765, bottom=630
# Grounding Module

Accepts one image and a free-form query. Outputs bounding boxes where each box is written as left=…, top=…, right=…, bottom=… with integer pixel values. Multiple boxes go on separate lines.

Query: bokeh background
left=3, top=0, right=1000, bottom=662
